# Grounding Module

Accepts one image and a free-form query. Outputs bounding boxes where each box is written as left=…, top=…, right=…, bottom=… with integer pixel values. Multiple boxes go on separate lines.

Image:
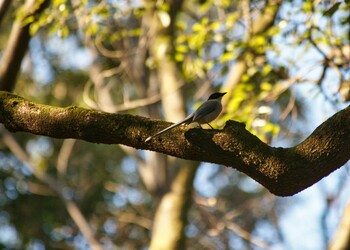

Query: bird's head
left=207, top=92, right=227, bottom=100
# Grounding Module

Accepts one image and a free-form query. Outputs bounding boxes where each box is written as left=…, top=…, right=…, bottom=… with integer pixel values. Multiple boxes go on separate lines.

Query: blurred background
left=0, top=0, right=349, bottom=249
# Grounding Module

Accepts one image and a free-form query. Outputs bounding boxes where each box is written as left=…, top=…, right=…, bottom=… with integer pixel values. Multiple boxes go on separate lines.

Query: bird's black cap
left=208, top=92, right=227, bottom=100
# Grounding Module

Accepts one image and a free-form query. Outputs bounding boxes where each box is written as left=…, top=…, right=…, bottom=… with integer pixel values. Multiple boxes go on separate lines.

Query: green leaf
left=175, top=53, right=185, bottom=62
left=209, top=21, right=220, bottom=30
left=225, top=13, right=239, bottom=28
left=219, top=52, right=234, bottom=63
left=192, top=23, right=203, bottom=32
left=261, top=65, right=272, bottom=76
left=260, top=82, right=272, bottom=91
left=302, top=1, right=313, bottom=12
left=176, top=44, right=189, bottom=53
left=127, top=28, right=142, bottom=37
left=250, top=35, right=266, bottom=47
left=53, top=0, right=66, bottom=6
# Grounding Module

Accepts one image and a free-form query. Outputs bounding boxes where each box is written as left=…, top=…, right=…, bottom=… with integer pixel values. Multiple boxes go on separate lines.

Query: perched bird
left=145, top=92, right=227, bottom=142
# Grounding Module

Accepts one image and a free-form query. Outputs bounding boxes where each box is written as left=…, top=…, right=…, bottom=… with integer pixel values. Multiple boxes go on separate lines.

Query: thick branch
left=1, top=91, right=349, bottom=196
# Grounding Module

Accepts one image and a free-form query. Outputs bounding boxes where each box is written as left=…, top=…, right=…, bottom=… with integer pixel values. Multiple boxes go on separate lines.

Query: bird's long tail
left=145, top=114, right=193, bottom=142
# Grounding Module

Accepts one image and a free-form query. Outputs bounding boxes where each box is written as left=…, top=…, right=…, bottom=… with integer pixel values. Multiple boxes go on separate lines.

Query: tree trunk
left=329, top=201, right=350, bottom=250
left=146, top=1, right=199, bottom=249
left=0, top=0, right=49, bottom=92
left=0, top=0, right=11, bottom=25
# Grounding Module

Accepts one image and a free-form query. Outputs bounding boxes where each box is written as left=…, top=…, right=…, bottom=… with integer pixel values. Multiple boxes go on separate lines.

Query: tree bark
left=1, top=91, right=350, bottom=196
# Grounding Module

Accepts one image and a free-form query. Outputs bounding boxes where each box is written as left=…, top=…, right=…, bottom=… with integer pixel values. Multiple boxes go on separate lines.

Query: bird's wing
left=192, top=100, right=218, bottom=122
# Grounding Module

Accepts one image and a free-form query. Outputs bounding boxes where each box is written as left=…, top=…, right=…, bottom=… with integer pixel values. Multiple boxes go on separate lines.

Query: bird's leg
left=207, top=123, right=214, bottom=129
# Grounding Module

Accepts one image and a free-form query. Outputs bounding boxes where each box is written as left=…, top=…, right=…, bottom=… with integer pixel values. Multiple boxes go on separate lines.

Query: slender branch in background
left=0, top=127, right=103, bottom=250
left=194, top=195, right=273, bottom=249
left=116, top=212, right=152, bottom=230
left=83, top=80, right=99, bottom=109
left=241, top=0, right=252, bottom=38
left=316, top=64, right=328, bottom=86
left=329, top=201, right=350, bottom=250
left=308, top=26, right=346, bottom=83
left=65, top=200, right=103, bottom=250
left=279, top=93, right=296, bottom=121
left=308, top=27, right=344, bottom=107
left=225, top=222, right=270, bottom=249
left=83, top=77, right=187, bottom=113
left=83, top=79, right=162, bottom=112
left=94, top=36, right=125, bottom=59
left=57, top=139, right=76, bottom=176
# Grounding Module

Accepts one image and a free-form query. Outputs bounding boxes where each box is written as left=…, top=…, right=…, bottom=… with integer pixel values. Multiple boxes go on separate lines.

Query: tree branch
left=1, top=91, right=350, bottom=196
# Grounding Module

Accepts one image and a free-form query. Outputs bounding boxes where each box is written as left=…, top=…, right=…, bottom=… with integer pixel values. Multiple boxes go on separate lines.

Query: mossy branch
left=1, top=91, right=350, bottom=196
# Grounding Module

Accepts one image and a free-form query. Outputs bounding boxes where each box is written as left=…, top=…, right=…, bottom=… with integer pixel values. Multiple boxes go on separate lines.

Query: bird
left=145, top=92, right=227, bottom=142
